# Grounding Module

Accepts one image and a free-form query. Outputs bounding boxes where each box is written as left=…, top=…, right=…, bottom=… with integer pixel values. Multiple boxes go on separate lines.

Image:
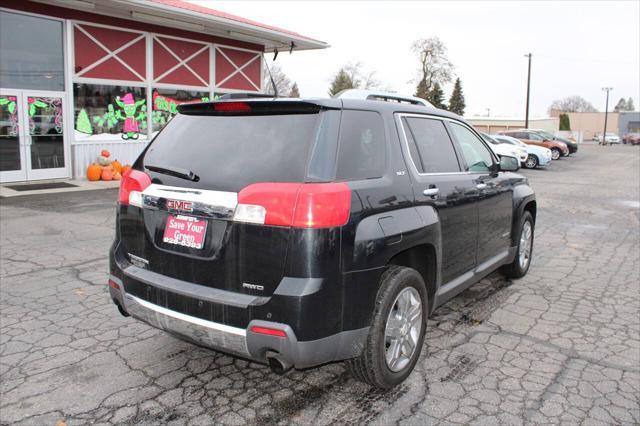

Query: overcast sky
left=193, top=1, right=639, bottom=118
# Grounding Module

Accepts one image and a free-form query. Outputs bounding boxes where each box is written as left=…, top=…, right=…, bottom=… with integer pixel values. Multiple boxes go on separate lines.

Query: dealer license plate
left=163, top=214, right=207, bottom=249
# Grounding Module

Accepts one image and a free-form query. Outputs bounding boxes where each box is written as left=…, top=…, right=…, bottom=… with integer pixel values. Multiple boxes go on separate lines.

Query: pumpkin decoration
left=101, top=168, right=113, bottom=181
left=112, top=172, right=122, bottom=181
left=101, top=149, right=111, bottom=158
left=86, top=163, right=102, bottom=181
left=97, top=155, right=111, bottom=166
left=121, top=164, right=132, bottom=175
left=111, top=160, right=122, bottom=174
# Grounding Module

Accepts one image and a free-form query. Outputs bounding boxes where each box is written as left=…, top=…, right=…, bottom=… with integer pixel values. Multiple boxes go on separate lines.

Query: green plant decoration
left=0, top=96, right=17, bottom=115
left=28, top=98, right=48, bottom=117
left=93, top=104, right=118, bottom=129
left=76, top=108, right=93, bottom=134
left=0, top=96, right=18, bottom=136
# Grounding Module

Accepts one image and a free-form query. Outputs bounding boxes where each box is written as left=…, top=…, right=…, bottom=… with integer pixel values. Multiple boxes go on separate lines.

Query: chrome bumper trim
left=123, top=293, right=249, bottom=357
left=141, top=183, right=237, bottom=219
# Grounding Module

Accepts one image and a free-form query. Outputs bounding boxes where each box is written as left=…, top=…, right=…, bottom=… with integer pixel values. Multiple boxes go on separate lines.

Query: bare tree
left=548, top=96, right=598, bottom=113
left=263, top=64, right=292, bottom=96
left=411, top=37, right=454, bottom=99
left=343, top=62, right=380, bottom=90
left=328, top=62, right=381, bottom=96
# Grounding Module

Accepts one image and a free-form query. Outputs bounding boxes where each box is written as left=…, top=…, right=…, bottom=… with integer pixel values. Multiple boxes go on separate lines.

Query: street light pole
left=602, top=87, right=613, bottom=145
left=524, top=53, right=532, bottom=129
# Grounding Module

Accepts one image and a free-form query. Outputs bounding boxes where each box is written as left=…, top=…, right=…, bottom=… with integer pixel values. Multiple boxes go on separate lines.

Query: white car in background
left=594, top=132, right=621, bottom=144
left=480, top=132, right=528, bottom=163
left=492, top=134, right=552, bottom=169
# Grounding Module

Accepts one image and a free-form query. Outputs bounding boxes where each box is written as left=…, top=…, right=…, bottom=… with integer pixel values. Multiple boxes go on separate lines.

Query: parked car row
left=479, top=128, right=575, bottom=169
left=493, top=134, right=552, bottom=169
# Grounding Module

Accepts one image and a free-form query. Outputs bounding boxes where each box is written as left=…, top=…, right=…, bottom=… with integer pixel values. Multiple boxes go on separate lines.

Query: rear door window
left=402, top=117, right=460, bottom=173
left=335, top=110, right=386, bottom=180
left=143, top=111, right=329, bottom=192
left=449, top=122, right=495, bottom=173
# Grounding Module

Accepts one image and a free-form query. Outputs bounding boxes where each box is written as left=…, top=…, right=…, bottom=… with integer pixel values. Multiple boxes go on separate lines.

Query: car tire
left=345, top=265, right=427, bottom=389
left=524, top=155, right=538, bottom=169
left=551, top=148, right=561, bottom=160
left=501, top=211, right=534, bottom=279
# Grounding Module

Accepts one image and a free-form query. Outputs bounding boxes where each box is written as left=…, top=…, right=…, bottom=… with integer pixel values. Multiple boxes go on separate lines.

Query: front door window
left=27, top=96, right=64, bottom=169
left=0, top=94, right=21, bottom=172
left=0, top=91, right=68, bottom=183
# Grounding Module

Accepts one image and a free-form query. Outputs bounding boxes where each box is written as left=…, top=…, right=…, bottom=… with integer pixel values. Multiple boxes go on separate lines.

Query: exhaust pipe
left=266, top=351, right=293, bottom=375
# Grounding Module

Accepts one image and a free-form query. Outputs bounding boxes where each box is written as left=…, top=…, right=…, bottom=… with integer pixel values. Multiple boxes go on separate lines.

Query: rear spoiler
left=218, top=92, right=279, bottom=100
left=177, top=100, right=330, bottom=116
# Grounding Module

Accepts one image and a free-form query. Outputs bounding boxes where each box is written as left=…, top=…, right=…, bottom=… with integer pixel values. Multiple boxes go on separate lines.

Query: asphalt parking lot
left=1, top=144, right=639, bottom=425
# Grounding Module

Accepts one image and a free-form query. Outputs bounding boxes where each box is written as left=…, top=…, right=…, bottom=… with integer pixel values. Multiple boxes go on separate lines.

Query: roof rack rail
left=218, top=93, right=278, bottom=100
left=334, top=89, right=433, bottom=107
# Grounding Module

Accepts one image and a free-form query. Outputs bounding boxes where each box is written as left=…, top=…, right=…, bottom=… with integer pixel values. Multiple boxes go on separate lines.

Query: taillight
left=234, top=182, right=351, bottom=228
left=119, top=169, right=151, bottom=206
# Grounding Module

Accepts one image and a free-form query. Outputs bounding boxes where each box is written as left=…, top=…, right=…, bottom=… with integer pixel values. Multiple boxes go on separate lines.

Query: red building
left=0, top=0, right=327, bottom=182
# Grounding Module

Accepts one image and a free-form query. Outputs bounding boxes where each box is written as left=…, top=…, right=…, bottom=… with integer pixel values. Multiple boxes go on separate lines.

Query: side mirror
left=499, top=155, right=520, bottom=172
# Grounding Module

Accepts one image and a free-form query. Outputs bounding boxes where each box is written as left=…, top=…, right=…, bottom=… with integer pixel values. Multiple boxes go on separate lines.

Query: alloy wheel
left=525, top=155, right=537, bottom=169
left=551, top=149, right=560, bottom=160
left=519, top=221, right=533, bottom=269
left=384, top=287, right=422, bottom=372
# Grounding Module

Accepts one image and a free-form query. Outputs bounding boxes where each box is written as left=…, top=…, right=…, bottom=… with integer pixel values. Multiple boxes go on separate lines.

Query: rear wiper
left=145, top=164, right=200, bottom=182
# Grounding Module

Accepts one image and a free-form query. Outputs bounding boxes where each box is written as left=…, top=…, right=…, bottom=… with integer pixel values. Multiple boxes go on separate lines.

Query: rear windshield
left=143, top=111, right=339, bottom=192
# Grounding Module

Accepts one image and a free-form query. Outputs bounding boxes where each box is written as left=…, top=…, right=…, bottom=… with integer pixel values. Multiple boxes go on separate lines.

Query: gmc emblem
left=166, top=199, right=193, bottom=212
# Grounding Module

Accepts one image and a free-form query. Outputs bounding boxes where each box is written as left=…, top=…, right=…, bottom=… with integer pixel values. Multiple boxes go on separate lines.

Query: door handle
left=423, top=188, right=439, bottom=197
left=476, top=183, right=487, bottom=190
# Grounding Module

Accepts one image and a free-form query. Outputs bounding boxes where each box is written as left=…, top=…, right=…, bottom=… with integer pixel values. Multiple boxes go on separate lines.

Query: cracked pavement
left=1, top=144, right=639, bottom=425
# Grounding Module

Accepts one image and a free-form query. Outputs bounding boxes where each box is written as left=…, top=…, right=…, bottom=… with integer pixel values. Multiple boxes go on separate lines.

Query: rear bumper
left=111, top=280, right=367, bottom=368
left=108, top=250, right=368, bottom=369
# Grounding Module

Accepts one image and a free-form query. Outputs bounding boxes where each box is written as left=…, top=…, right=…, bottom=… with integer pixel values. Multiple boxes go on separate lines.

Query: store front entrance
left=0, top=90, right=68, bottom=182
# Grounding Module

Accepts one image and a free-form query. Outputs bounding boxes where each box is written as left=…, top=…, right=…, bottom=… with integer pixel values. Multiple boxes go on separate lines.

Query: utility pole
left=601, top=87, right=613, bottom=145
left=524, top=53, right=532, bottom=129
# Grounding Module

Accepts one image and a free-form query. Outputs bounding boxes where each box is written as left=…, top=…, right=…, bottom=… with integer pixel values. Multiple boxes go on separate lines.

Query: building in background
left=0, top=0, right=327, bottom=183
left=548, top=110, right=622, bottom=140
left=618, top=111, right=640, bottom=138
left=466, top=116, right=559, bottom=135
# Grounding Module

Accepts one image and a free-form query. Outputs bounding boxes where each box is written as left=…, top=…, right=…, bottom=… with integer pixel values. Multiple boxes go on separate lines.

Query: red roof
left=154, top=0, right=321, bottom=42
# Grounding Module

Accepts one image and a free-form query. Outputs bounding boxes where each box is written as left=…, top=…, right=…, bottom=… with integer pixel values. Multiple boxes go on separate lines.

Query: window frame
left=67, top=19, right=265, bottom=144
left=334, top=108, right=388, bottom=182
left=400, top=115, right=463, bottom=174
left=446, top=120, right=499, bottom=174
left=395, top=112, right=495, bottom=176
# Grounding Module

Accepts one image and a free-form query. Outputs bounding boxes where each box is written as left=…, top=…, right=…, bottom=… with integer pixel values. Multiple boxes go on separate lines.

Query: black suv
left=109, top=93, right=536, bottom=389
